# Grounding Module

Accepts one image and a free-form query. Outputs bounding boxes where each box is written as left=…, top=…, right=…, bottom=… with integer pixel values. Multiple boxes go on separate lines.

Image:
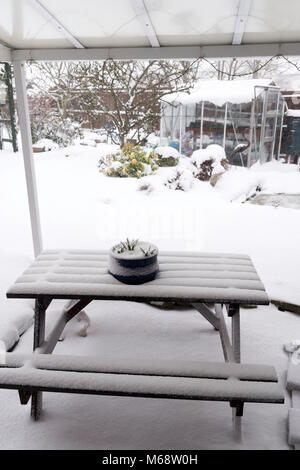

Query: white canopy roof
left=1, top=0, right=300, bottom=62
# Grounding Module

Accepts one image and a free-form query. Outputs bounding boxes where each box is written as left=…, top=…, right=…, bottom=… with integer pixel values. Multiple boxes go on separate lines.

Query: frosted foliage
left=34, top=117, right=82, bottom=148
left=164, top=168, right=194, bottom=191
left=191, top=145, right=229, bottom=181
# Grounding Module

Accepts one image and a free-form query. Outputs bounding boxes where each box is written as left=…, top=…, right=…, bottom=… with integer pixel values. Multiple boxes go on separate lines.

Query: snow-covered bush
left=41, top=117, right=82, bottom=147
left=164, top=168, right=193, bottom=191
left=155, top=146, right=179, bottom=167
left=191, top=144, right=229, bottom=182
left=31, top=114, right=82, bottom=147
left=99, top=143, right=159, bottom=178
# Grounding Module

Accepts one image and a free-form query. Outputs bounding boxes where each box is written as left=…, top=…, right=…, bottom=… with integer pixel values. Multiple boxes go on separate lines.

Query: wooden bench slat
left=0, top=367, right=284, bottom=403
left=1, top=353, right=278, bottom=383
left=0, top=355, right=284, bottom=405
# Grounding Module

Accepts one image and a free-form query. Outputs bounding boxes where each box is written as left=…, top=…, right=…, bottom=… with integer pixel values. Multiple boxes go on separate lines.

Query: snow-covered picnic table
left=1, top=249, right=283, bottom=433
left=6, top=249, right=269, bottom=303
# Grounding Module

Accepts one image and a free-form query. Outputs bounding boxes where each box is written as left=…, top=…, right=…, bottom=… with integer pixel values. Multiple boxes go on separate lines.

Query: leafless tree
left=28, top=62, right=85, bottom=119
left=74, top=59, right=200, bottom=145
left=28, top=59, right=200, bottom=145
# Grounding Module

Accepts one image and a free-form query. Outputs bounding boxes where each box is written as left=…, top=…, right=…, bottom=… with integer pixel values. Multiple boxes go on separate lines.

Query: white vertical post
left=223, top=102, right=228, bottom=147
left=159, top=102, right=163, bottom=145
left=277, top=100, right=285, bottom=160
left=247, top=100, right=255, bottom=168
left=200, top=101, right=204, bottom=149
left=179, top=104, right=182, bottom=154
left=13, top=61, right=43, bottom=257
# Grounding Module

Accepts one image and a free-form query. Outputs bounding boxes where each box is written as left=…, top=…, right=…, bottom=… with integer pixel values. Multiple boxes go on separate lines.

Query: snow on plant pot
left=108, top=239, right=159, bottom=284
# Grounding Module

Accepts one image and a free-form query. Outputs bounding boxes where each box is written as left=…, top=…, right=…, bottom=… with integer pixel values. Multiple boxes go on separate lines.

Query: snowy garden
left=1, top=0, right=300, bottom=453
left=1, top=129, right=300, bottom=449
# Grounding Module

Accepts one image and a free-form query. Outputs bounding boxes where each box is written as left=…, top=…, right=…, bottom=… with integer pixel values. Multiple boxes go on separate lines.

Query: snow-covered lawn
left=0, top=143, right=299, bottom=449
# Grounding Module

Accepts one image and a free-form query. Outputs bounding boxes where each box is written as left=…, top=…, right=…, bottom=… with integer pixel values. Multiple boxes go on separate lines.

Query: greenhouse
left=160, top=79, right=285, bottom=166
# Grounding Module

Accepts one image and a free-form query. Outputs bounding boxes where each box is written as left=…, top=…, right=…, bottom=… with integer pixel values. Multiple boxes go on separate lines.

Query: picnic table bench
left=1, top=249, right=284, bottom=433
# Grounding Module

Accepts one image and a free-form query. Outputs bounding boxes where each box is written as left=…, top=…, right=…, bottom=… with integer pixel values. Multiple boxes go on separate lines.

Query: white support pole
left=28, top=0, right=84, bottom=49
left=223, top=102, right=228, bottom=147
left=277, top=100, right=285, bottom=159
left=247, top=99, right=255, bottom=168
left=12, top=42, right=300, bottom=63
left=232, top=0, right=252, bottom=45
left=179, top=105, right=182, bottom=154
left=130, top=0, right=160, bottom=47
left=13, top=61, right=43, bottom=257
left=200, top=101, right=204, bottom=149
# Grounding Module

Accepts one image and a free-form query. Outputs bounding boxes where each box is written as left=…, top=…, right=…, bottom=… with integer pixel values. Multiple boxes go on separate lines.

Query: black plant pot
left=108, top=242, right=159, bottom=284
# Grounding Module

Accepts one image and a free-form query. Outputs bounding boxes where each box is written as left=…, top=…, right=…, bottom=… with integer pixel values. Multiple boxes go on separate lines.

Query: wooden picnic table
left=3, top=249, right=280, bottom=433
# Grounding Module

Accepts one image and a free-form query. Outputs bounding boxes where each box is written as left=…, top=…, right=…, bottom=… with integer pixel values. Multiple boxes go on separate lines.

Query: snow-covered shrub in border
left=31, top=115, right=82, bottom=148
left=155, top=146, right=179, bottom=167
left=41, top=117, right=82, bottom=148
left=99, top=144, right=159, bottom=178
left=164, top=168, right=194, bottom=191
left=191, top=144, right=229, bottom=183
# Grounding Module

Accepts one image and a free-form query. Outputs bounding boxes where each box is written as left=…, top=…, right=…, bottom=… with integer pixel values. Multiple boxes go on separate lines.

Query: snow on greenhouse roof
left=165, top=79, right=272, bottom=106
left=1, top=0, right=300, bottom=62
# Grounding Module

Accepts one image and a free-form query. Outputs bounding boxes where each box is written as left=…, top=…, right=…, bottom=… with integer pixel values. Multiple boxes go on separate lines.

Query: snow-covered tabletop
left=6, top=250, right=269, bottom=304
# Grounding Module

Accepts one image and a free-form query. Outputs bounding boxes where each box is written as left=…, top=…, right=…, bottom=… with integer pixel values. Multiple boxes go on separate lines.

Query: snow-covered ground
left=0, top=143, right=300, bottom=449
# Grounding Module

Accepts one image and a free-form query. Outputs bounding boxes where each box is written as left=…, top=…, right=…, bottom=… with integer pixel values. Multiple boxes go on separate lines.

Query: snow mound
left=215, top=167, right=260, bottom=202
left=33, top=139, right=59, bottom=151
left=251, top=161, right=299, bottom=173
left=155, top=146, right=180, bottom=158
left=80, top=138, right=97, bottom=147
left=147, top=133, right=160, bottom=146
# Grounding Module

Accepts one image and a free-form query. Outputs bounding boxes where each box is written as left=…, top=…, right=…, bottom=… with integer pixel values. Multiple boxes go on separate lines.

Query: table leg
left=231, top=306, right=241, bottom=363
left=31, top=297, right=47, bottom=420
left=225, top=304, right=242, bottom=434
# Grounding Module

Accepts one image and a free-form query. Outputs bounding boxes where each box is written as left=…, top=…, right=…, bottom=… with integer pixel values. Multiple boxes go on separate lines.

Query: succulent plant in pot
left=108, top=239, right=159, bottom=284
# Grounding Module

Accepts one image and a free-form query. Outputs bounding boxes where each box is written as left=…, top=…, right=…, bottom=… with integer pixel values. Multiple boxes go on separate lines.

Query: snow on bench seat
left=0, top=354, right=284, bottom=404
left=6, top=250, right=269, bottom=305
left=1, top=353, right=279, bottom=382
left=1, top=353, right=281, bottom=383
